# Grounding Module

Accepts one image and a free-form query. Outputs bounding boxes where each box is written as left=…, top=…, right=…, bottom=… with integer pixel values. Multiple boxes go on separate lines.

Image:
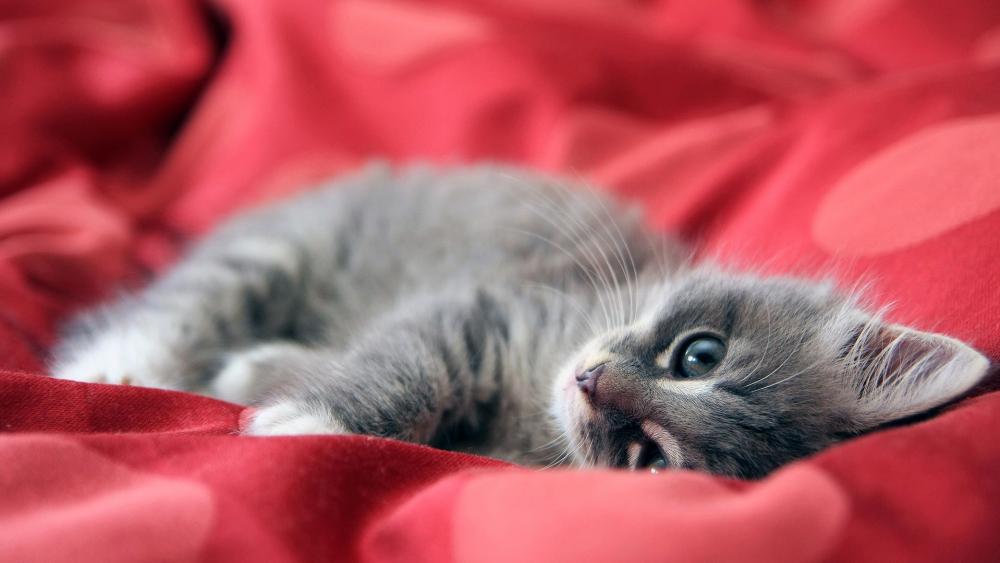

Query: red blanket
left=2, top=1, right=999, bottom=561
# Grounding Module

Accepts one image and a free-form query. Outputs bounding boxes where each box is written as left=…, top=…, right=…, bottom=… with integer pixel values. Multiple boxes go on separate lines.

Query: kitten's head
left=551, top=268, right=990, bottom=478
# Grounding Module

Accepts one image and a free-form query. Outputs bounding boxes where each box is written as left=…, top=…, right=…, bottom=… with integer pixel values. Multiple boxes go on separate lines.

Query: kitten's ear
left=845, top=321, right=990, bottom=427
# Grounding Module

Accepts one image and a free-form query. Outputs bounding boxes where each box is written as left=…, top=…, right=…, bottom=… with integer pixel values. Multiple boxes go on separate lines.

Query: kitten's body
left=53, top=165, right=989, bottom=477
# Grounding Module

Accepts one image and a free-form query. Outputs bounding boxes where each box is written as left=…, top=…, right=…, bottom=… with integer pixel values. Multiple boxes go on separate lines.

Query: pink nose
left=575, top=362, right=606, bottom=398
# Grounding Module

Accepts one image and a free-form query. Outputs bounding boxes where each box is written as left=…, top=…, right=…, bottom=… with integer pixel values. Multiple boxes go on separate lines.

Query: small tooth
left=627, top=441, right=643, bottom=469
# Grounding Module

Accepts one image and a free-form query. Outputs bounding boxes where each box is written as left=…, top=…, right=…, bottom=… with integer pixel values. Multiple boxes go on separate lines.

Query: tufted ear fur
left=844, top=321, right=990, bottom=427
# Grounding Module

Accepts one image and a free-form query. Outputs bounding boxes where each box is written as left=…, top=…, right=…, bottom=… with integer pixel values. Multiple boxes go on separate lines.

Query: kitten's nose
left=575, top=362, right=606, bottom=398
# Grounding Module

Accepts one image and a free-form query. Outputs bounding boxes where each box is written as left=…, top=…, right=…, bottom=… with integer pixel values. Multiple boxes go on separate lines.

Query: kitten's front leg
left=51, top=221, right=313, bottom=390
left=246, top=290, right=517, bottom=444
left=51, top=298, right=213, bottom=390
left=244, top=333, right=474, bottom=442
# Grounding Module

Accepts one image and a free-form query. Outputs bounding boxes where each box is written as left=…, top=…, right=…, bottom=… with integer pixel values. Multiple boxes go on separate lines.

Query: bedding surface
left=2, top=1, right=1000, bottom=561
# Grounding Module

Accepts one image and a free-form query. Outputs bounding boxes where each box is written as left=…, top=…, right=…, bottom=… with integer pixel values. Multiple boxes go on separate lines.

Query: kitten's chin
left=549, top=362, right=597, bottom=467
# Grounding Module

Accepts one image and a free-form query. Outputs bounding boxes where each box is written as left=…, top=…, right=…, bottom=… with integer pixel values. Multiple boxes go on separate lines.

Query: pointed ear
left=845, top=321, right=990, bottom=427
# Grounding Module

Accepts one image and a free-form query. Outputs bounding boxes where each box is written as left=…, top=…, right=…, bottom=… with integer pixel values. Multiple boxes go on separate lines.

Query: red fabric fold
left=1, top=1, right=999, bottom=561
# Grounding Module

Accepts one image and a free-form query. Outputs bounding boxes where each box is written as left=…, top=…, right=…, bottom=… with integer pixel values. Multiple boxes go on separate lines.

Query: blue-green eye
left=677, top=335, right=727, bottom=378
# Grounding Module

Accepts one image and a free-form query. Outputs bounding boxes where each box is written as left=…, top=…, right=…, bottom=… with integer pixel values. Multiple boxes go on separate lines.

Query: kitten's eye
left=676, top=335, right=727, bottom=378
left=645, top=454, right=668, bottom=474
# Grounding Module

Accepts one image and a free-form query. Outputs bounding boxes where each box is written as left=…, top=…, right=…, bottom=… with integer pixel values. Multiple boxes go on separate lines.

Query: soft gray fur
left=52, top=164, right=989, bottom=478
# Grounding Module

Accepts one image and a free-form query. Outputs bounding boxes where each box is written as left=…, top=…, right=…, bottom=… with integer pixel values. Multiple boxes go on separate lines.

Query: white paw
left=210, top=344, right=302, bottom=404
left=51, top=330, right=181, bottom=390
left=245, top=401, right=349, bottom=436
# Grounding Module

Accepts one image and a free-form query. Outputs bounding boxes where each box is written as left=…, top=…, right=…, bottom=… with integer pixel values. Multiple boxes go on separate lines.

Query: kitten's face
left=551, top=270, right=989, bottom=479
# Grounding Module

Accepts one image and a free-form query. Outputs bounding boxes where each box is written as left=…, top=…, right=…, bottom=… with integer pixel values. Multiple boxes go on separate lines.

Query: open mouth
left=626, top=430, right=669, bottom=473
left=564, top=381, right=680, bottom=472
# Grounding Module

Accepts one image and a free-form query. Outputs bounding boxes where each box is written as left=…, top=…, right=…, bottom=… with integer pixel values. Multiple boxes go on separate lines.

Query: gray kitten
left=52, top=164, right=989, bottom=478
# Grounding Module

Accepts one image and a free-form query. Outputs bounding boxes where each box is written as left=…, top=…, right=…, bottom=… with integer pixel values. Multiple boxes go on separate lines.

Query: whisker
left=552, top=171, right=635, bottom=327
left=568, top=170, right=643, bottom=325
left=750, top=356, right=827, bottom=393
left=541, top=436, right=578, bottom=469
left=533, top=176, right=627, bottom=330
left=522, top=282, right=599, bottom=336
left=736, top=305, right=774, bottom=383
left=748, top=328, right=811, bottom=388
left=497, top=173, right=622, bottom=331
left=501, top=225, right=614, bottom=332
left=529, top=432, right=570, bottom=454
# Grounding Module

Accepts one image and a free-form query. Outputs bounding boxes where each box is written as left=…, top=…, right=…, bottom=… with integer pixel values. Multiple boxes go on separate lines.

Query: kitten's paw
left=211, top=343, right=306, bottom=404
left=245, top=401, right=349, bottom=436
left=51, top=331, right=182, bottom=390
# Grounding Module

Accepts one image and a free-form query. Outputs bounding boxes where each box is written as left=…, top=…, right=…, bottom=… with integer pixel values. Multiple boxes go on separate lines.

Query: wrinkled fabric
left=1, top=1, right=999, bottom=561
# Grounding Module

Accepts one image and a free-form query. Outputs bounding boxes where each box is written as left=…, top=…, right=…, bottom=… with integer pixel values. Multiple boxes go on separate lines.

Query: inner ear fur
left=843, top=320, right=990, bottom=427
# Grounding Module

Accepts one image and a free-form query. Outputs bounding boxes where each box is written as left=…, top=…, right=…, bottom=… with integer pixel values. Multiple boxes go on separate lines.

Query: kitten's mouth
left=611, top=419, right=684, bottom=473
left=628, top=435, right=668, bottom=472
left=561, top=367, right=680, bottom=471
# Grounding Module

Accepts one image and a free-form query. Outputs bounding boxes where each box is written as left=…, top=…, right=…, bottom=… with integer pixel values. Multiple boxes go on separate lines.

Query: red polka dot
left=0, top=437, right=214, bottom=563
left=813, top=115, right=1000, bottom=256
left=451, top=466, right=846, bottom=563
left=975, top=26, right=1000, bottom=63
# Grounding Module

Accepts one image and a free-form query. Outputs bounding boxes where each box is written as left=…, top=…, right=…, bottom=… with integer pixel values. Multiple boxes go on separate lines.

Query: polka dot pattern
left=813, top=115, right=1000, bottom=256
